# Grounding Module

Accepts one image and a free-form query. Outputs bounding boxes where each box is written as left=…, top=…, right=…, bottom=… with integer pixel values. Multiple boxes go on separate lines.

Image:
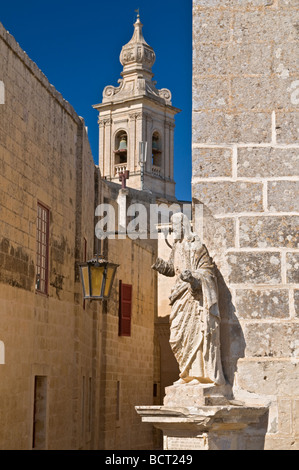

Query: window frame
left=36, top=202, right=50, bottom=296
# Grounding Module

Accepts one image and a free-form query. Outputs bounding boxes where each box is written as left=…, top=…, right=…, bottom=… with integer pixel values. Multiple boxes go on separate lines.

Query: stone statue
left=152, top=213, right=226, bottom=386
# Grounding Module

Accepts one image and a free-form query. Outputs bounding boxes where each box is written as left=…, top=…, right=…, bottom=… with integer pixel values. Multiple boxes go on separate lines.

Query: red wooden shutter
left=119, top=281, right=132, bottom=337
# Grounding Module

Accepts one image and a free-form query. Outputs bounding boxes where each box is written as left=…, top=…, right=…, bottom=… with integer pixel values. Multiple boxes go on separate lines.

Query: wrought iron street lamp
left=79, top=254, right=119, bottom=301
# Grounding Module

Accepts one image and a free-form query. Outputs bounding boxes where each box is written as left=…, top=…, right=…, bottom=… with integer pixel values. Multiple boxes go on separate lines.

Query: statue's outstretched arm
left=151, top=257, right=175, bottom=277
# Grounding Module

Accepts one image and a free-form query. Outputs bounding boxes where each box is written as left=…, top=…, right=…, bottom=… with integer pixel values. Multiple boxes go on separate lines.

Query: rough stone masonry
left=192, top=0, right=299, bottom=450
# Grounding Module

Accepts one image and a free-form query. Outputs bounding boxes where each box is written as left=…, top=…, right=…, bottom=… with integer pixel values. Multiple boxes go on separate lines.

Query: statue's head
left=171, top=212, right=193, bottom=242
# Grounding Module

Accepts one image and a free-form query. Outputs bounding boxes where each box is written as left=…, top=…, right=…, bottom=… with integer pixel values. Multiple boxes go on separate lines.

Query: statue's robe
left=158, top=236, right=225, bottom=385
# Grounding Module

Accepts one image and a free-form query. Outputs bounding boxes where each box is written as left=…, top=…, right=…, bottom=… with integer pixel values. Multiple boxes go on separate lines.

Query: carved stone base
left=136, top=404, right=269, bottom=450
left=164, top=383, right=234, bottom=407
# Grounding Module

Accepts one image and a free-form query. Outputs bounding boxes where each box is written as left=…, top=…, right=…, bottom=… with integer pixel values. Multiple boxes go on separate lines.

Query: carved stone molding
left=165, top=120, right=175, bottom=130
left=98, top=117, right=113, bottom=127
left=129, top=111, right=143, bottom=121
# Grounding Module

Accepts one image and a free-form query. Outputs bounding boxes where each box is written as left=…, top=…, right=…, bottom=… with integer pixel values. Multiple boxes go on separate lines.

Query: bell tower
left=93, top=13, right=181, bottom=200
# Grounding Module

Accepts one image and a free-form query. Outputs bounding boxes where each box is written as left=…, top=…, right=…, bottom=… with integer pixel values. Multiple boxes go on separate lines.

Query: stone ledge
left=136, top=404, right=268, bottom=433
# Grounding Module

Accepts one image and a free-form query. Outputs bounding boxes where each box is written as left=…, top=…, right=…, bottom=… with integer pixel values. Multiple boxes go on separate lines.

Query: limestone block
left=227, top=252, right=281, bottom=284
left=193, top=111, right=272, bottom=144
left=268, top=181, right=299, bottom=212
left=233, top=10, right=298, bottom=43
left=231, top=77, right=298, bottom=111
left=192, top=148, right=232, bottom=178
left=235, top=289, right=290, bottom=319
left=265, top=436, right=299, bottom=451
left=163, top=383, right=234, bottom=407
left=193, top=38, right=274, bottom=78
left=273, top=43, right=299, bottom=75
left=193, top=39, right=273, bottom=77
left=227, top=43, right=273, bottom=76
left=193, top=44, right=228, bottom=76
left=193, top=10, right=232, bottom=44
left=193, top=78, right=229, bottom=110
left=193, top=182, right=263, bottom=214
left=243, top=323, right=299, bottom=358
left=286, top=253, right=299, bottom=283
left=200, top=211, right=236, bottom=251
left=239, top=216, right=299, bottom=248
left=277, top=399, right=292, bottom=435
left=194, top=0, right=271, bottom=8
left=238, top=148, right=299, bottom=178
left=280, top=0, right=299, bottom=8
left=237, top=361, right=299, bottom=396
left=276, top=112, right=299, bottom=144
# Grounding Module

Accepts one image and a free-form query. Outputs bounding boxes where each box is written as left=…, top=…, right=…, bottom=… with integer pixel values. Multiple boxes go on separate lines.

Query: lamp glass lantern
left=139, top=141, right=148, bottom=164
left=79, top=256, right=119, bottom=301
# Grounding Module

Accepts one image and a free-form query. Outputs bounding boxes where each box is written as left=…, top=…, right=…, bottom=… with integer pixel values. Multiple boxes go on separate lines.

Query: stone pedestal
left=136, top=384, right=269, bottom=450
left=164, top=382, right=234, bottom=407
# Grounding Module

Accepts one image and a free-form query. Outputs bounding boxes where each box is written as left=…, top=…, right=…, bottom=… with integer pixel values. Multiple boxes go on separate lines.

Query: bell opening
left=152, top=132, right=162, bottom=167
left=115, top=131, right=128, bottom=164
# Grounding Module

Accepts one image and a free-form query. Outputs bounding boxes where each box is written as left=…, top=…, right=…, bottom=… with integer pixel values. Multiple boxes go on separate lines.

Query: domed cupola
left=120, top=14, right=156, bottom=76
left=101, top=13, right=173, bottom=106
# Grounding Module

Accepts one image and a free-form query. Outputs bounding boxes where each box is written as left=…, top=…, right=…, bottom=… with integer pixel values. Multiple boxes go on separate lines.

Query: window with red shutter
left=119, top=281, right=132, bottom=337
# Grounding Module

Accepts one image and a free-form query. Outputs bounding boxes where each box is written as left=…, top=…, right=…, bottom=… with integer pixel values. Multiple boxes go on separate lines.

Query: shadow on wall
left=155, top=320, right=180, bottom=398
left=192, top=197, right=246, bottom=387
left=216, top=271, right=271, bottom=450
left=216, top=268, right=246, bottom=386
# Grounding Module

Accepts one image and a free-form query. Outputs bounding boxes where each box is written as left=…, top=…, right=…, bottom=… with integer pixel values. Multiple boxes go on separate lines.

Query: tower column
left=146, top=114, right=153, bottom=175
left=164, top=121, right=170, bottom=181
left=128, top=113, right=137, bottom=175
left=98, top=118, right=105, bottom=174
left=104, top=118, right=112, bottom=179
left=135, top=112, right=143, bottom=174
left=169, top=123, right=175, bottom=181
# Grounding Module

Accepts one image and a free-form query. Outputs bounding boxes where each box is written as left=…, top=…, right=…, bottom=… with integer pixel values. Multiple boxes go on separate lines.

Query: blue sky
left=1, top=0, right=192, bottom=201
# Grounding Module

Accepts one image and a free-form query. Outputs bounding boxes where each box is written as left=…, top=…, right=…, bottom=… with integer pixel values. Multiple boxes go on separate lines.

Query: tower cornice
left=93, top=95, right=181, bottom=116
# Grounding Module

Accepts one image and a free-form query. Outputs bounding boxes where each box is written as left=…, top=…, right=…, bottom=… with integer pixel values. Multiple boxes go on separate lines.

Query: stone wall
left=0, top=20, right=161, bottom=450
left=192, top=0, right=299, bottom=449
left=0, top=22, right=98, bottom=449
